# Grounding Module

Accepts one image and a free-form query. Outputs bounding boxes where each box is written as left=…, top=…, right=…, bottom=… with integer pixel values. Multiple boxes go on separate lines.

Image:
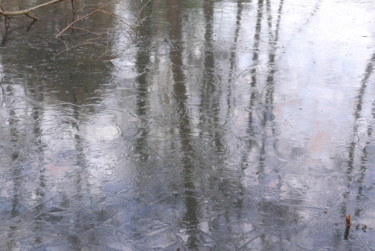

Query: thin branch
left=25, top=13, right=38, bottom=20
left=98, top=9, right=137, bottom=34
left=0, top=0, right=64, bottom=17
left=55, top=2, right=113, bottom=38
left=137, top=14, right=152, bottom=27
left=136, top=0, right=152, bottom=20
left=54, top=36, right=104, bottom=58
left=70, top=26, right=93, bottom=34
left=96, top=41, right=113, bottom=60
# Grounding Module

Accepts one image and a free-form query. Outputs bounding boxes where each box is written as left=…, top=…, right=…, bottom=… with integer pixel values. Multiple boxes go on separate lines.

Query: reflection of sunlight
left=81, top=124, right=121, bottom=142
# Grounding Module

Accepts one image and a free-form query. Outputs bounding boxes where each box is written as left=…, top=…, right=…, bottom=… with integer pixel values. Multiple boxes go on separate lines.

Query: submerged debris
left=346, top=215, right=351, bottom=227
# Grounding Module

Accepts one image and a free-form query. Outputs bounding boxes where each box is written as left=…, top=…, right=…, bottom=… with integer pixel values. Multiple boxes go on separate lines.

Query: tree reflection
left=1, top=0, right=374, bottom=249
left=239, top=0, right=304, bottom=248
left=248, top=0, right=264, bottom=142
left=0, top=1, right=116, bottom=249
left=226, top=0, right=243, bottom=117
left=29, top=80, right=46, bottom=246
left=134, top=0, right=153, bottom=162
left=5, top=86, right=22, bottom=250
left=259, top=0, right=284, bottom=168
left=168, top=0, right=199, bottom=248
left=341, top=51, right=375, bottom=241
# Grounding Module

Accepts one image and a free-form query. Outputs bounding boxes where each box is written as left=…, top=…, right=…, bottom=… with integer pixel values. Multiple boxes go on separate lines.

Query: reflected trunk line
left=264, top=0, right=284, bottom=109
left=274, top=0, right=284, bottom=41
left=342, top=51, right=375, bottom=223
left=135, top=0, right=153, bottom=117
left=0, top=17, right=11, bottom=46
left=259, top=114, right=267, bottom=171
left=8, top=159, right=20, bottom=251
left=199, top=0, right=217, bottom=123
left=247, top=0, right=264, bottom=137
left=354, top=103, right=375, bottom=217
left=258, top=0, right=284, bottom=171
left=30, top=89, right=47, bottom=245
left=72, top=94, right=88, bottom=172
left=292, top=0, right=322, bottom=35
left=243, top=0, right=264, bottom=167
left=5, top=86, right=21, bottom=250
left=34, top=172, right=46, bottom=245
left=247, top=92, right=257, bottom=138
left=135, top=52, right=151, bottom=118
left=265, top=0, right=273, bottom=40
left=232, top=1, right=246, bottom=216
left=301, top=0, right=322, bottom=29
left=202, top=0, right=225, bottom=153
left=168, top=1, right=198, bottom=249
left=264, top=0, right=283, bottom=110
left=346, top=51, right=375, bottom=176
left=134, top=4, right=153, bottom=161
left=250, top=0, right=264, bottom=88
left=280, top=0, right=321, bottom=52
left=241, top=92, right=257, bottom=170
left=69, top=101, right=91, bottom=246
left=354, top=147, right=368, bottom=217
left=226, top=0, right=244, bottom=118
left=353, top=52, right=375, bottom=120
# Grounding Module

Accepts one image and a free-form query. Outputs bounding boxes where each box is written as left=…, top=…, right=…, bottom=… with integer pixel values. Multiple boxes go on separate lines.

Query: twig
left=55, top=2, right=113, bottom=38
left=58, top=36, right=103, bottom=52
left=137, top=14, right=152, bottom=27
left=0, top=0, right=64, bottom=19
left=98, top=9, right=137, bottom=34
left=96, top=42, right=113, bottom=60
left=70, top=26, right=92, bottom=34
left=136, top=0, right=152, bottom=20
left=25, top=13, right=38, bottom=20
left=54, top=36, right=113, bottom=59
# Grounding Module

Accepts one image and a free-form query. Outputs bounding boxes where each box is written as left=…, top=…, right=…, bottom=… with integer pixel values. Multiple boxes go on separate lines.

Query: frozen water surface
left=1, top=0, right=375, bottom=250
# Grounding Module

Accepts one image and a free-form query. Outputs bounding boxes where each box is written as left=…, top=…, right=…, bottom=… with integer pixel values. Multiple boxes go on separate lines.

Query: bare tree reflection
left=28, top=80, right=47, bottom=246
left=341, top=51, right=375, bottom=240
left=354, top=102, right=375, bottom=217
left=345, top=51, right=375, bottom=191
left=133, top=0, right=153, bottom=164
left=199, top=0, right=222, bottom=149
left=226, top=0, right=244, bottom=117
left=259, top=0, right=284, bottom=168
left=5, top=86, right=22, bottom=250
left=241, top=0, right=264, bottom=171
left=248, top=0, right=264, bottom=143
left=168, top=0, right=198, bottom=249
left=238, top=0, right=304, bottom=248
